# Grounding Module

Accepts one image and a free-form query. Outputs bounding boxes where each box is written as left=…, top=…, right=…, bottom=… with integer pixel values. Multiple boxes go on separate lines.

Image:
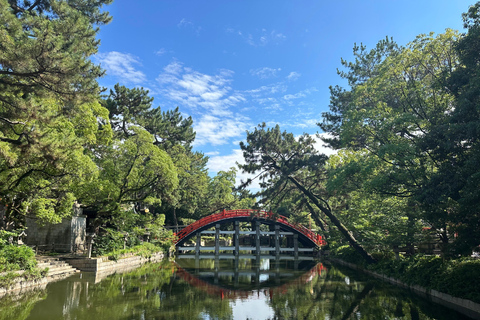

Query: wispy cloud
left=155, top=48, right=167, bottom=56
left=287, top=71, right=301, bottom=81
left=96, top=51, right=146, bottom=84
left=250, top=67, right=281, bottom=79
left=227, top=28, right=286, bottom=46
left=283, top=87, right=317, bottom=102
left=244, top=83, right=288, bottom=98
left=178, top=18, right=202, bottom=35
left=156, top=61, right=251, bottom=146
left=157, top=62, right=245, bottom=116
left=283, top=92, right=306, bottom=100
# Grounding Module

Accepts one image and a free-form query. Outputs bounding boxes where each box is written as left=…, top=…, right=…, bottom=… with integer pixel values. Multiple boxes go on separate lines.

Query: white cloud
left=250, top=67, right=281, bottom=79
left=283, top=92, right=306, bottom=100
left=96, top=51, right=146, bottom=84
left=155, top=48, right=167, bottom=56
left=157, top=61, right=246, bottom=117
left=178, top=18, right=202, bottom=35
left=313, top=133, right=337, bottom=156
left=208, top=149, right=261, bottom=189
left=156, top=61, right=251, bottom=146
left=287, top=72, right=301, bottom=81
left=204, top=151, right=220, bottom=156
left=193, top=114, right=249, bottom=146
left=245, top=83, right=287, bottom=98
left=228, top=28, right=286, bottom=46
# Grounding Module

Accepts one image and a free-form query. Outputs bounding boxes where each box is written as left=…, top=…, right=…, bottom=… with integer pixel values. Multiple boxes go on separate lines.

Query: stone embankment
left=65, top=252, right=165, bottom=283
left=0, top=252, right=165, bottom=296
left=329, top=258, right=480, bottom=320
left=0, top=256, right=78, bottom=297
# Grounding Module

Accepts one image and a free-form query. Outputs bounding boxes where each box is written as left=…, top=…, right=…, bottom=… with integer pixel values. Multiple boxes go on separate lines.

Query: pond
left=0, top=256, right=476, bottom=320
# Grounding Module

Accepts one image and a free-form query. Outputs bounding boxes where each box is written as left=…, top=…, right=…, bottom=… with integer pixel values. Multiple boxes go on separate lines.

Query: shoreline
left=328, top=257, right=480, bottom=320
left=0, top=251, right=166, bottom=297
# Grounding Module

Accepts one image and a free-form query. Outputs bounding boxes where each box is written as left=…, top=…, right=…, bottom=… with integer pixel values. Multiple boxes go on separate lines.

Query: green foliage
left=320, top=16, right=480, bottom=256
left=434, top=260, right=480, bottom=302
left=0, top=244, right=36, bottom=272
left=0, top=230, right=17, bottom=248
left=0, top=0, right=113, bottom=227
left=239, top=123, right=376, bottom=263
left=96, top=242, right=164, bottom=261
left=92, top=228, right=125, bottom=257
left=355, top=255, right=480, bottom=303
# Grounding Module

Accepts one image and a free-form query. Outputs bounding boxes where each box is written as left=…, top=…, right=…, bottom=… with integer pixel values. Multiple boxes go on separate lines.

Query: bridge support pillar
left=255, top=220, right=261, bottom=257
left=215, top=224, right=220, bottom=256
left=214, top=224, right=219, bottom=272
left=234, top=221, right=239, bottom=257
left=294, top=234, right=299, bottom=260
left=275, top=224, right=280, bottom=259
left=195, top=232, right=201, bottom=259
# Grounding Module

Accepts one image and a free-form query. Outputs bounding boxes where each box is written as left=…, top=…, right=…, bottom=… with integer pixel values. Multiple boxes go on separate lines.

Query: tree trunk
left=304, top=201, right=328, bottom=234
left=288, top=176, right=377, bottom=264
left=173, top=207, right=178, bottom=233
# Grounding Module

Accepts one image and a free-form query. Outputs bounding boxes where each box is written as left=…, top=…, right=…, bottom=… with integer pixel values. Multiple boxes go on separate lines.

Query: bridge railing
left=174, top=209, right=326, bottom=247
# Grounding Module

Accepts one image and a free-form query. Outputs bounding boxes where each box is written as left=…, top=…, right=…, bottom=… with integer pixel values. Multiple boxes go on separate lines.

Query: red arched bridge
left=174, top=209, right=326, bottom=249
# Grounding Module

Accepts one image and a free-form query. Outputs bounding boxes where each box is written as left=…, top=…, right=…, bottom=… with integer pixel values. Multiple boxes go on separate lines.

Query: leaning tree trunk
left=304, top=201, right=328, bottom=234
left=288, top=176, right=377, bottom=264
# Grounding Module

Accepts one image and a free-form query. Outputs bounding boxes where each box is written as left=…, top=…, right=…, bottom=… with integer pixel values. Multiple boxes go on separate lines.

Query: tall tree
left=101, top=85, right=207, bottom=228
left=104, top=84, right=196, bottom=150
left=419, top=2, right=480, bottom=253
left=239, top=123, right=377, bottom=263
left=0, top=0, right=112, bottom=227
left=79, top=126, right=178, bottom=229
left=320, top=30, right=460, bottom=253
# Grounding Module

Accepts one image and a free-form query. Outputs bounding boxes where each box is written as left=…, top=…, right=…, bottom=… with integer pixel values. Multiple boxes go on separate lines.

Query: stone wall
left=26, top=214, right=86, bottom=252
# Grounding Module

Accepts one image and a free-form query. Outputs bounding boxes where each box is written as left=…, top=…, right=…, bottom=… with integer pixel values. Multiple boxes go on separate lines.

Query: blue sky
left=95, top=0, right=473, bottom=187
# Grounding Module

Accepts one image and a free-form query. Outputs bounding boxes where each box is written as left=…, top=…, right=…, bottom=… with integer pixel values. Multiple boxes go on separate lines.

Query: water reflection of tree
left=2, top=262, right=472, bottom=320
left=268, top=265, right=466, bottom=320
left=50, top=261, right=232, bottom=320
left=0, top=289, right=47, bottom=320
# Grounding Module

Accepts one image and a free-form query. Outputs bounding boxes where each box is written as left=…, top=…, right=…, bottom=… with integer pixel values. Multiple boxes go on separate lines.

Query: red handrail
left=174, top=209, right=326, bottom=247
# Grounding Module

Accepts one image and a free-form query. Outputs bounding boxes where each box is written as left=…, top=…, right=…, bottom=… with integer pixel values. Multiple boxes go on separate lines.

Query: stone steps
left=36, top=256, right=78, bottom=277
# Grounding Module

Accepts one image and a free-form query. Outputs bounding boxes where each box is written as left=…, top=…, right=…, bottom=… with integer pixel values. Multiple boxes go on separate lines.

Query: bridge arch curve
left=174, top=209, right=325, bottom=248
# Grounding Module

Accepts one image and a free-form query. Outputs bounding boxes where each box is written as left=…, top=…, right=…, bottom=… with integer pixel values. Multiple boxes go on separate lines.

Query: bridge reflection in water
left=174, top=255, right=326, bottom=300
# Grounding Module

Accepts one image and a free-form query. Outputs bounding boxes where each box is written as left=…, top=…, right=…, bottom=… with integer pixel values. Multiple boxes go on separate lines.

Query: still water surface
left=0, top=257, right=475, bottom=320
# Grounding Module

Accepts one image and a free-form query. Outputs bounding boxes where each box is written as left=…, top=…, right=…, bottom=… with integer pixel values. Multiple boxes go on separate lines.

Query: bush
left=0, top=230, right=19, bottom=249
left=93, top=229, right=125, bottom=257
left=331, top=245, right=366, bottom=265
left=0, top=245, right=37, bottom=272
left=433, top=259, right=480, bottom=302
left=353, top=254, right=480, bottom=303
